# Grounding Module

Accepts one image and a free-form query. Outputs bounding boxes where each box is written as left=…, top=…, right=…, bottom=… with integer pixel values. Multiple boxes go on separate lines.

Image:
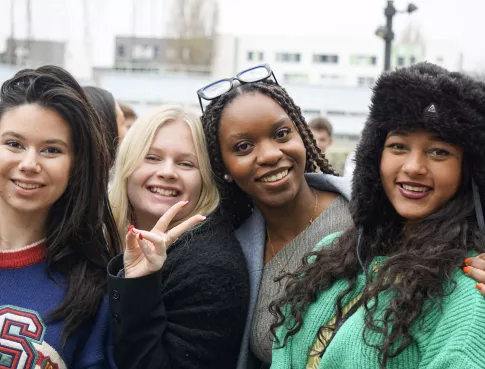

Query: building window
left=154, top=46, right=160, bottom=57
left=350, top=55, right=377, bottom=66
left=314, top=54, right=339, bottom=64
left=118, top=45, right=125, bottom=57
left=437, top=56, right=444, bottom=64
left=283, top=73, right=308, bottom=83
left=276, top=52, right=301, bottom=63
left=409, top=56, right=416, bottom=64
left=397, top=56, right=406, bottom=67
left=357, top=76, right=375, bottom=87
left=247, top=51, right=264, bottom=61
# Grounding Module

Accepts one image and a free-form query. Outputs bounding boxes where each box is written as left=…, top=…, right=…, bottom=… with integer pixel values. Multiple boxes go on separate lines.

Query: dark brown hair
left=0, top=66, right=122, bottom=344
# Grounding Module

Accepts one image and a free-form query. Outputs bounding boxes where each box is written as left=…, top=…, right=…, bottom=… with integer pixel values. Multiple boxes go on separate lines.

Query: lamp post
left=376, top=1, right=418, bottom=71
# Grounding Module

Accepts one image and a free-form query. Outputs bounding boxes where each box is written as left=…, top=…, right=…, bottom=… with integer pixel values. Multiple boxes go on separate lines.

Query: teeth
left=402, top=184, right=430, bottom=192
left=260, top=169, right=289, bottom=183
left=14, top=181, right=42, bottom=190
left=150, top=187, right=178, bottom=197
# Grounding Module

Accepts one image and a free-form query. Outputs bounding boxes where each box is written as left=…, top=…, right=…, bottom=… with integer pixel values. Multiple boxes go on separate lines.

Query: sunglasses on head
left=196, top=64, right=278, bottom=113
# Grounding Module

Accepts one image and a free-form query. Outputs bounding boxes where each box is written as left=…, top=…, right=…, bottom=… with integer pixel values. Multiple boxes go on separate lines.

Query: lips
left=397, top=182, right=432, bottom=200
left=257, top=168, right=291, bottom=183
left=12, top=180, right=45, bottom=190
left=148, top=186, right=180, bottom=197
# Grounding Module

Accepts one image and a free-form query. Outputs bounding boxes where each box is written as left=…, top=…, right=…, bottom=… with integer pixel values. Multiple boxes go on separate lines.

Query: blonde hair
left=109, top=105, right=220, bottom=238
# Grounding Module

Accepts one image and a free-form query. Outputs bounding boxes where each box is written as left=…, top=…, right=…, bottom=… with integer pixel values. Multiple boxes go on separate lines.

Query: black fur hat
left=351, top=62, right=485, bottom=229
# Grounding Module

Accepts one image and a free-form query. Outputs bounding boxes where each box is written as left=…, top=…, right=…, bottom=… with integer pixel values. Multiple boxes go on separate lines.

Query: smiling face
left=127, top=119, right=202, bottom=228
left=0, top=104, right=73, bottom=218
left=218, top=92, right=307, bottom=208
left=380, top=129, right=463, bottom=220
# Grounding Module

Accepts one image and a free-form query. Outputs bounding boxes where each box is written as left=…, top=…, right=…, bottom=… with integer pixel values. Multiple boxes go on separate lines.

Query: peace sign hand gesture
left=124, top=201, right=206, bottom=278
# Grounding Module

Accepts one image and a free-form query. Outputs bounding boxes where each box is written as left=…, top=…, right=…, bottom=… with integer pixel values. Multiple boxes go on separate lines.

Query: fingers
left=125, top=226, right=140, bottom=251
left=476, top=253, right=485, bottom=262
left=463, top=256, right=485, bottom=297
left=152, top=201, right=190, bottom=234
left=465, top=255, right=485, bottom=272
left=166, top=214, right=207, bottom=244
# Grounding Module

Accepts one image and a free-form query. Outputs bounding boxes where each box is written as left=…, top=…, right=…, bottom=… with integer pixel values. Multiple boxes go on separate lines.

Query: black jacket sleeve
left=107, top=218, right=249, bottom=369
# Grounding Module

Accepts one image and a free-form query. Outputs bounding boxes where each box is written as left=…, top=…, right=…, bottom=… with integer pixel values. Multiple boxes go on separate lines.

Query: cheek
left=379, top=153, right=399, bottom=189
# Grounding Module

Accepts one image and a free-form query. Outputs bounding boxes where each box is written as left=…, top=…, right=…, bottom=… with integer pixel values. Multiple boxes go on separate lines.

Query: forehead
left=0, top=104, right=71, bottom=137
left=221, top=92, right=288, bottom=123
left=151, top=120, right=195, bottom=150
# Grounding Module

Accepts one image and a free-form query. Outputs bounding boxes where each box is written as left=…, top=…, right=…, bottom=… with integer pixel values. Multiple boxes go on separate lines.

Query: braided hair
left=201, top=80, right=337, bottom=227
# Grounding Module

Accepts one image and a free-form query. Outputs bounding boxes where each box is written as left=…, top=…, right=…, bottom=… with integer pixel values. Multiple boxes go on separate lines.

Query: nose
left=155, top=160, right=178, bottom=180
left=256, top=139, right=284, bottom=166
left=402, top=151, right=428, bottom=177
left=18, top=149, right=41, bottom=173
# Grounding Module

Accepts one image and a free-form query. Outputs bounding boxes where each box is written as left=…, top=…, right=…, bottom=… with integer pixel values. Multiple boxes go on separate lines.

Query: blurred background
left=0, top=0, right=482, bottom=173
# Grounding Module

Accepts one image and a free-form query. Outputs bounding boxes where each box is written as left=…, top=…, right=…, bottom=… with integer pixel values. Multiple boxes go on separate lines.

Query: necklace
left=266, top=188, right=319, bottom=274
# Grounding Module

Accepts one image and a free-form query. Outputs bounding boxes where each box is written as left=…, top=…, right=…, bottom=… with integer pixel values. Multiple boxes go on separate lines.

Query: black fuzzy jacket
left=107, top=209, right=249, bottom=369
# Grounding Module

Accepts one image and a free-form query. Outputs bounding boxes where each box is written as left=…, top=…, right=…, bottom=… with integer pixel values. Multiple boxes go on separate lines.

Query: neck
left=0, top=202, right=47, bottom=251
left=258, top=182, right=316, bottom=245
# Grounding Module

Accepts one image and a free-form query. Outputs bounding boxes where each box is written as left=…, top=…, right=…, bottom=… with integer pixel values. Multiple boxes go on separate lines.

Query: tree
left=166, top=0, right=219, bottom=71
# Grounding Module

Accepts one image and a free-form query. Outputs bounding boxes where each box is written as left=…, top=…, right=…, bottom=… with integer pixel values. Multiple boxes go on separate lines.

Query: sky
left=0, top=0, right=483, bottom=78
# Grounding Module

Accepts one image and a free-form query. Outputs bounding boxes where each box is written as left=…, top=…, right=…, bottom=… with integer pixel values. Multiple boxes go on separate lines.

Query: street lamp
left=375, top=1, right=418, bottom=71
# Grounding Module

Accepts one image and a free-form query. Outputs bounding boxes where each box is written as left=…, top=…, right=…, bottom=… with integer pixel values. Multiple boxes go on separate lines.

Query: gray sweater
left=234, top=173, right=353, bottom=369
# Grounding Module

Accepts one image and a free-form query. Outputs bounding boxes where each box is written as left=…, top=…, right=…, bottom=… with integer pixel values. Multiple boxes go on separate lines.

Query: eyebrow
left=387, top=130, right=453, bottom=144
left=1, top=131, right=69, bottom=148
left=228, top=117, right=290, bottom=139
left=149, top=146, right=198, bottom=161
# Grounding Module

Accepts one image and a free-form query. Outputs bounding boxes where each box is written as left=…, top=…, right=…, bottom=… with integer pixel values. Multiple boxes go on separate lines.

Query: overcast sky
left=0, top=0, right=482, bottom=78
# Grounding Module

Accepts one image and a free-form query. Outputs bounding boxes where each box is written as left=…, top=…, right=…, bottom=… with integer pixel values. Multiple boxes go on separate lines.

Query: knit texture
left=236, top=173, right=352, bottom=369
left=0, top=242, right=115, bottom=369
left=109, top=209, right=250, bottom=369
left=271, top=236, right=485, bottom=369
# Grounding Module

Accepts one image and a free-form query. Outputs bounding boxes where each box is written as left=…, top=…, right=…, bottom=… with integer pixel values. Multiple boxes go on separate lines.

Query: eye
left=145, top=154, right=160, bottom=162
left=5, top=140, right=23, bottom=149
left=234, top=142, right=253, bottom=153
left=427, top=148, right=451, bottom=158
left=386, top=143, right=408, bottom=152
left=42, top=147, right=62, bottom=155
left=275, top=128, right=291, bottom=140
left=180, top=162, right=195, bottom=168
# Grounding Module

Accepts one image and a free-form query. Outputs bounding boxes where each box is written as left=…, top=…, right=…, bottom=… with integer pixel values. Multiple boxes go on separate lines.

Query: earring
left=223, top=174, right=230, bottom=181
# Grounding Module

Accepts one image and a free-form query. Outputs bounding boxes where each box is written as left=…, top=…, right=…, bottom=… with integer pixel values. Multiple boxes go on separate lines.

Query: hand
left=464, top=254, right=485, bottom=297
left=123, top=201, right=206, bottom=278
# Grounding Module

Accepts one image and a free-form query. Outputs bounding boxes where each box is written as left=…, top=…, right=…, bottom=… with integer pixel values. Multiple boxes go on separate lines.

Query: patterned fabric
left=0, top=242, right=115, bottom=369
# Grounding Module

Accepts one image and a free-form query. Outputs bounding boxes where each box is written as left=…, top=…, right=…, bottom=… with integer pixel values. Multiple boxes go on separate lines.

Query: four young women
left=1, top=62, right=484, bottom=369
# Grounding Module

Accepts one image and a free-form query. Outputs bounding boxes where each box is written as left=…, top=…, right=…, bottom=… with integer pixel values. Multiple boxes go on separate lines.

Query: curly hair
left=269, top=157, right=485, bottom=368
left=201, top=80, right=337, bottom=226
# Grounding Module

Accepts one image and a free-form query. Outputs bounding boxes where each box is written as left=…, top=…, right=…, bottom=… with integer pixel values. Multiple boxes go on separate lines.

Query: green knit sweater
left=271, top=233, right=485, bottom=369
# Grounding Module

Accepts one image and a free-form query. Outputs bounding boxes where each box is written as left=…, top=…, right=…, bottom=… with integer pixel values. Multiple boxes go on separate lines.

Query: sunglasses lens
left=238, top=66, right=270, bottom=83
left=201, top=80, right=232, bottom=99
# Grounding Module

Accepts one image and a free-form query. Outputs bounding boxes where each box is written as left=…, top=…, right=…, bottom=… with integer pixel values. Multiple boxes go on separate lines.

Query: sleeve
left=418, top=271, right=485, bottom=369
left=107, top=247, right=249, bottom=369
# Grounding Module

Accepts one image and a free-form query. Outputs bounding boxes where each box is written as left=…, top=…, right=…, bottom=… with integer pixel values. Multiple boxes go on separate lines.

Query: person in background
left=0, top=66, right=121, bottom=368
left=107, top=105, right=249, bottom=369
left=84, top=86, right=126, bottom=168
left=309, top=116, right=333, bottom=153
left=119, top=103, right=137, bottom=131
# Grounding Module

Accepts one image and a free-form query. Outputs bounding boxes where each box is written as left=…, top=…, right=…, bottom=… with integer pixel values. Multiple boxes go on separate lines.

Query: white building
left=212, top=32, right=463, bottom=87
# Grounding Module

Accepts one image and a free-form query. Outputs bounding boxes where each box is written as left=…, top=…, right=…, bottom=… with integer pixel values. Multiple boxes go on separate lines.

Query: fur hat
left=351, top=62, right=485, bottom=229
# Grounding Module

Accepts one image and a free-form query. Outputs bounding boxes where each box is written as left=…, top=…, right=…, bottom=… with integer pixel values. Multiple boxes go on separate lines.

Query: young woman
left=0, top=66, right=121, bottom=367
left=83, top=86, right=126, bottom=169
left=269, top=63, right=485, bottom=368
left=106, top=105, right=249, bottom=369
left=198, top=64, right=353, bottom=369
